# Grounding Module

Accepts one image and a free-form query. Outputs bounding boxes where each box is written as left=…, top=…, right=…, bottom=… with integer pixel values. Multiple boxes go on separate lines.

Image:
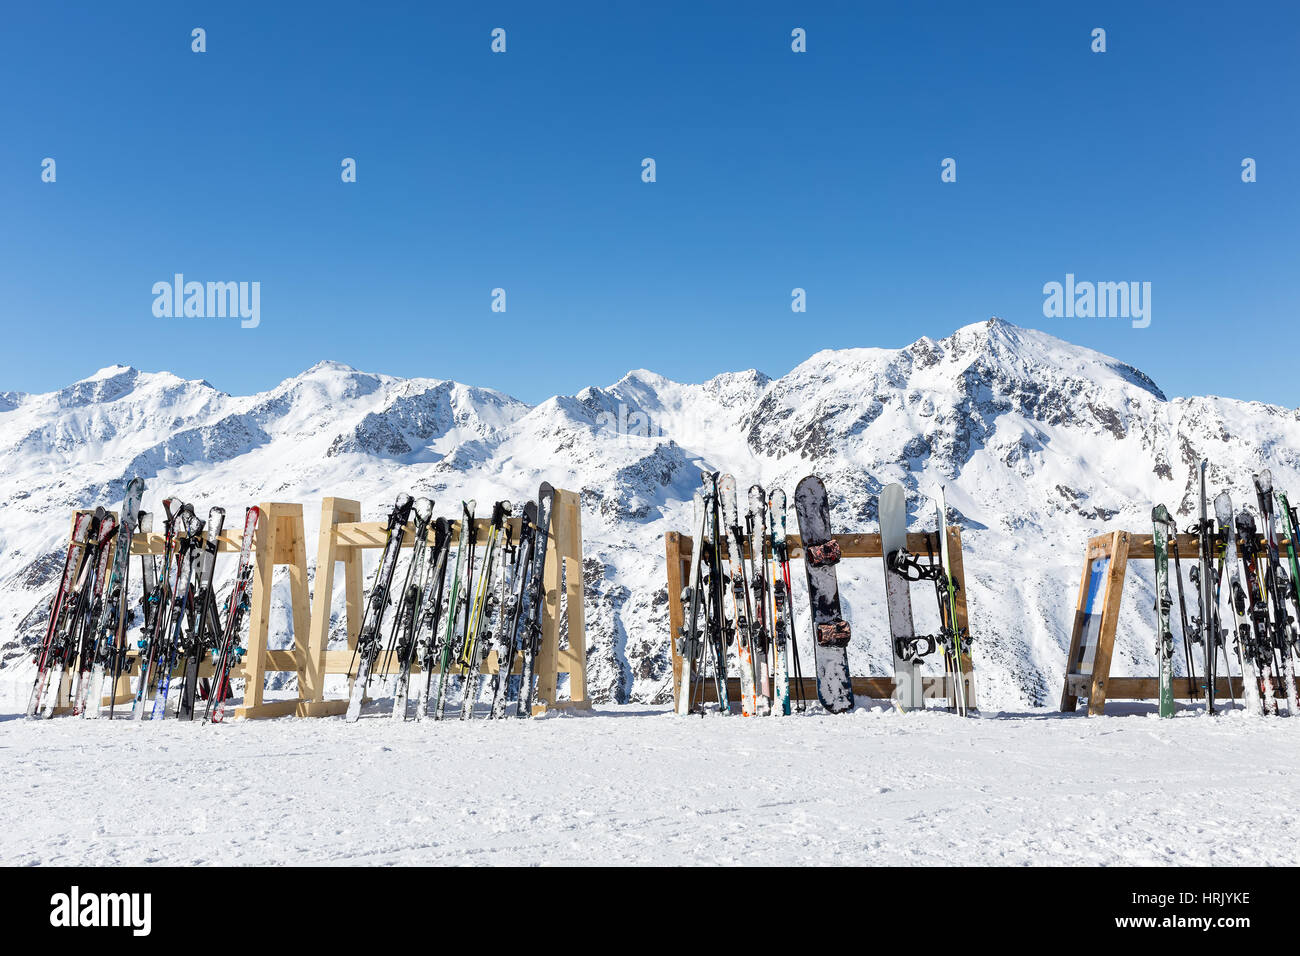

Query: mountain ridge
left=2, top=317, right=1295, bottom=709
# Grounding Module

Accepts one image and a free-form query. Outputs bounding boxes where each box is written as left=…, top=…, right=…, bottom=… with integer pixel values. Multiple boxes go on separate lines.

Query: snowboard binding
left=815, top=618, right=851, bottom=647
left=894, top=634, right=936, bottom=663
left=805, top=539, right=842, bottom=567
left=886, top=548, right=943, bottom=583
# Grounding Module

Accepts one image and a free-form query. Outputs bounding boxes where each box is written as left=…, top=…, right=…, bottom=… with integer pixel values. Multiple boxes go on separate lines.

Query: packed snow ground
left=4, top=703, right=1297, bottom=866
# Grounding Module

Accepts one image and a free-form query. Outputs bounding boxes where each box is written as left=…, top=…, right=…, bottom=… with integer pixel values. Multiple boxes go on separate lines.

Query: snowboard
left=879, top=483, right=923, bottom=711
left=793, top=475, right=853, bottom=713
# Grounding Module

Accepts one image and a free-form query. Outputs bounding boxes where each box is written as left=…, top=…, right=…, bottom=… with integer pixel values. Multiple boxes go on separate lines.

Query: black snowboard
left=794, top=475, right=854, bottom=713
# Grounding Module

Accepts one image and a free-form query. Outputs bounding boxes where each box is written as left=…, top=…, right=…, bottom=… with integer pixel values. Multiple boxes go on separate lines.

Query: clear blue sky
left=2, top=2, right=1296, bottom=405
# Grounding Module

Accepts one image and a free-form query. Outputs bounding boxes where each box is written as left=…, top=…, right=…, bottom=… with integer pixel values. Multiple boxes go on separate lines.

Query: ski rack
left=302, top=489, right=590, bottom=717
left=664, top=527, right=976, bottom=712
left=1059, top=529, right=1299, bottom=715
left=49, top=502, right=310, bottom=717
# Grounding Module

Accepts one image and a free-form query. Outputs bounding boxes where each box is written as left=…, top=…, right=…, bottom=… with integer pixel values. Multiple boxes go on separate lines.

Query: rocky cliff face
left=3, top=319, right=1296, bottom=708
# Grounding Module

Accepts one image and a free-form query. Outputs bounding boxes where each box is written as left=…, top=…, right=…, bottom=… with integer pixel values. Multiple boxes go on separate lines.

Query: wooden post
left=664, top=531, right=686, bottom=708
left=234, top=502, right=313, bottom=719
left=1085, top=531, right=1130, bottom=715
left=533, top=504, right=563, bottom=712
left=946, top=525, right=976, bottom=711
left=1059, top=533, right=1110, bottom=712
left=299, top=498, right=359, bottom=717
left=554, top=489, right=590, bottom=710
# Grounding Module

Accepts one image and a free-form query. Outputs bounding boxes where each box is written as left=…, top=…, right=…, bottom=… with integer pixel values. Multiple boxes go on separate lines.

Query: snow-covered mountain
left=4, top=318, right=1298, bottom=709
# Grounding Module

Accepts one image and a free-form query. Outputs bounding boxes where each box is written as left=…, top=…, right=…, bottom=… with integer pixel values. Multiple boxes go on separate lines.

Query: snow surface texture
left=3, top=318, right=1299, bottom=710
left=5, top=704, right=1299, bottom=866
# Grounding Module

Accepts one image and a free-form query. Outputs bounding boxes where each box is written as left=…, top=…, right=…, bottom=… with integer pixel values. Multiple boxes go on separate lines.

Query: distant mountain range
left=4, top=318, right=1297, bottom=709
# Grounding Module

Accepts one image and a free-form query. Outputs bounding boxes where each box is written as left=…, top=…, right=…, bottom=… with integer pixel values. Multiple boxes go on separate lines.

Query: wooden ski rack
left=1059, top=529, right=1299, bottom=715
left=302, top=489, right=591, bottom=717
left=48, top=503, right=309, bottom=717
left=664, top=527, right=975, bottom=712
left=53, top=489, right=589, bottom=719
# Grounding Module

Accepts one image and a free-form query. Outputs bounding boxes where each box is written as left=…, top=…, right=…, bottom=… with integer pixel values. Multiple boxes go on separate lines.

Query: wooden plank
left=558, top=491, right=589, bottom=706
left=533, top=509, right=563, bottom=712
left=330, top=517, right=525, bottom=549
left=1085, top=531, right=1130, bottom=716
left=303, top=498, right=358, bottom=704
left=241, top=501, right=275, bottom=711
left=130, top=529, right=254, bottom=555
left=1105, top=676, right=1248, bottom=700
left=665, top=532, right=686, bottom=709
left=689, top=675, right=957, bottom=704
left=671, top=530, right=954, bottom=561
left=234, top=698, right=301, bottom=720
left=318, top=645, right=586, bottom=676
left=946, top=525, right=976, bottom=711
left=1060, top=535, right=1114, bottom=711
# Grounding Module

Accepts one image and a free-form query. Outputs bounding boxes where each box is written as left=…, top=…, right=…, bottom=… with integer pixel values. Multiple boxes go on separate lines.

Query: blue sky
left=2, top=2, right=1296, bottom=405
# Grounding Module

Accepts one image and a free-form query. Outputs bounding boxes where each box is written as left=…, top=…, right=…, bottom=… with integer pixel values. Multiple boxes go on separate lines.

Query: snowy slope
left=4, top=704, right=1299, bottom=866
left=3, top=317, right=1299, bottom=710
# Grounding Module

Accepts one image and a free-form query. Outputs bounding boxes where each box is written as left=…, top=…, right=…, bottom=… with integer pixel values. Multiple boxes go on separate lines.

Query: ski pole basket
left=664, top=527, right=976, bottom=711
left=303, top=489, right=591, bottom=717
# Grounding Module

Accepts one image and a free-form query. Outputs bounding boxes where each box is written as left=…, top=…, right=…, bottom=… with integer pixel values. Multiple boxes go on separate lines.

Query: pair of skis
left=27, top=507, right=116, bottom=718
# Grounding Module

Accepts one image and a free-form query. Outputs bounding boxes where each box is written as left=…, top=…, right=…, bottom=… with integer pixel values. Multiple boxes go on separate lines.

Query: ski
left=206, top=506, right=261, bottom=722
left=880, top=483, right=925, bottom=711
left=933, top=487, right=971, bottom=716
left=517, top=483, right=556, bottom=716
left=67, top=512, right=118, bottom=717
left=82, top=478, right=146, bottom=718
left=719, top=475, right=759, bottom=716
left=1276, top=488, right=1300, bottom=708
left=1196, top=460, right=1218, bottom=712
left=406, top=516, right=452, bottom=720
left=747, top=485, right=777, bottom=716
left=1235, top=509, right=1279, bottom=714
left=151, top=505, right=204, bottom=721
left=491, top=502, right=537, bottom=718
left=767, top=488, right=801, bottom=714
left=345, top=493, right=415, bottom=722
left=33, top=509, right=110, bottom=718
left=433, top=501, right=477, bottom=719
left=1151, top=505, right=1176, bottom=717
left=1254, top=471, right=1299, bottom=713
left=388, top=500, right=437, bottom=719
left=460, top=501, right=510, bottom=718
left=1216, top=493, right=1261, bottom=714
left=703, top=474, right=731, bottom=713
left=676, top=489, right=710, bottom=715
left=131, top=500, right=181, bottom=721
left=793, top=475, right=853, bottom=713
left=178, top=506, right=225, bottom=719
left=27, top=510, right=97, bottom=718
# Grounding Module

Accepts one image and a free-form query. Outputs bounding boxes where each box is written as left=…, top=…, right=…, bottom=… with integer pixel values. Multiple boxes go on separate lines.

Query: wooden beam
left=1085, top=531, right=1131, bottom=716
